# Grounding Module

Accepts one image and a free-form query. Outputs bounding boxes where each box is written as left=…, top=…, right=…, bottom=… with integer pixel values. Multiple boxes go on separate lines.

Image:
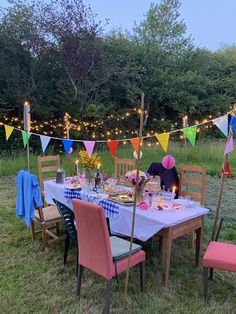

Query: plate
left=174, top=199, right=193, bottom=206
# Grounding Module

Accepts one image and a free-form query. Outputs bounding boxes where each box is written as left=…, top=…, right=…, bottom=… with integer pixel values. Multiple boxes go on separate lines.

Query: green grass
left=1, top=174, right=236, bottom=313
left=0, top=140, right=235, bottom=177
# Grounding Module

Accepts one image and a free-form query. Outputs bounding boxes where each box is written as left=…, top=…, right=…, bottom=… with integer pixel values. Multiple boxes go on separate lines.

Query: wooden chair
left=31, top=204, right=66, bottom=250
left=179, top=165, right=206, bottom=206
left=179, top=165, right=206, bottom=247
left=114, top=157, right=136, bottom=184
left=36, top=155, right=64, bottom=248
left=38, top=155, right=60, bottom=200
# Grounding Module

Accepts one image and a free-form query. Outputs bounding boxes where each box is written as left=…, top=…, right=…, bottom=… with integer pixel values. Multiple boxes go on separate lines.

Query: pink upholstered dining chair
left=72, top=199, right=146, bottom=314
left=203, top=218, right=236, bottom=298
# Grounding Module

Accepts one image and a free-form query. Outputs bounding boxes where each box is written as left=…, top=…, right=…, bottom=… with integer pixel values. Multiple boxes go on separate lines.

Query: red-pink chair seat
left=203, top=241, right=236, bottom=272
left=112, top=250, right=145, bottom=278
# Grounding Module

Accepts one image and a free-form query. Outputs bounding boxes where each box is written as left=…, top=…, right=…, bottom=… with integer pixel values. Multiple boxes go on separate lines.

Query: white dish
left=174, top=199, right=193, bottom=206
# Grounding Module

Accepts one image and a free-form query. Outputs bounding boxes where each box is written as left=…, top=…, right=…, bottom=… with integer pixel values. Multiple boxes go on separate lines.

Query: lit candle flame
left=172, top=186, right=176, bottom=194
left=97, top=163, right=101, bottom=170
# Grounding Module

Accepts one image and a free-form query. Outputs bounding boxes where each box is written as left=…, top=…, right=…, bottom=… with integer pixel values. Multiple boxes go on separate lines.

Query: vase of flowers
left=125, top=170, right=149, bottom=202
left=79, top=150, right=100, bottom=188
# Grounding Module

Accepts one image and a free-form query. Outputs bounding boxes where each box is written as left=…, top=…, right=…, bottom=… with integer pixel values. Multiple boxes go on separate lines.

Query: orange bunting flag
left=130, top=137, right=140, bottom=154
left=107, top=140, right=119, bottom=158
left=4, top=125, right=14, bottom=141
left=156, top=133, right=170, bottom=153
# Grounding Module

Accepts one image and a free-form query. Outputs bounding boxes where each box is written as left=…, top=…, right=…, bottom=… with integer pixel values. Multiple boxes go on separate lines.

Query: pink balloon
left=162, top=155, right=175, bottom=169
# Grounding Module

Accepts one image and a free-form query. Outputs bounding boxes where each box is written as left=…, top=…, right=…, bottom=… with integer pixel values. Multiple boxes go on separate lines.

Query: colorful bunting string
left=130, top=138, right=140, bottom=154
left=107, top=140, right=119, bottom=158
left=156, top=133, right=170, bottom=153
left=213, top=114, right=228, bottom=137
left=4, top=125, right=14, bottom=140
left=22, top=131, right=31, bottom=147
left=83, top=141, right=95, bottom=157
left=40, top=135, right=51, bottom=153
left=224, top=135, right=234, bottom=155
left=63, top=139, right=73, bottom=156
left=183, top=126, right=197, bottom=146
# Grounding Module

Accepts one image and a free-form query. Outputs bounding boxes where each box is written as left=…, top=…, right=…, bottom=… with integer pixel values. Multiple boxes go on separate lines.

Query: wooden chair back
left=38, top=155, right=60, bottom=196
left=114, top=157, right=136, bottom=183
left=179, top=165, right=206, bottom=206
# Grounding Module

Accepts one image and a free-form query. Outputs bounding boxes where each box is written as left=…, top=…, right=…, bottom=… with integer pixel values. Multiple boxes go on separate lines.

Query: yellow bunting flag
left=156, top=133, right=170, bottom=153
left=130, top=137, right=140, bottom=154
left=4, top=125, right=14, bottom=141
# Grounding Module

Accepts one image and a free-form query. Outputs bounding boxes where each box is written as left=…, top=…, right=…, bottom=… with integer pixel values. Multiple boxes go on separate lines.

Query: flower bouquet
left=125, top=170, right=149, bottom=201
left=79, top=150, right=100, bottom=186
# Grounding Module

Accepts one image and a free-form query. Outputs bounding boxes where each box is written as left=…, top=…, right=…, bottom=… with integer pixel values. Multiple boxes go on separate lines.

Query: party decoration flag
left=107, top=140, right=119, bottom=158
left=230, top=115, right=236, bottom=133
left=221, top=161, right=231, bottom=177
left=224, top=135, right=233, bottom=155
left=22, top=131, right=31, bottom=147
left=4, top=125, right=14, bottom=141
left=213, top=115, right=228, bottom=137
left=63, top=139, right=73, bottom=156
left=156, top=133, right=170, bottom=153
left=130, top=138, right=140, bottom=154
left=40, top=135, right=51, bottom=153
left=183, top=126, right=197, bottom=146
left=83, top=141, right=95, bottom=157
left=69, top=147, right=73, bottom=154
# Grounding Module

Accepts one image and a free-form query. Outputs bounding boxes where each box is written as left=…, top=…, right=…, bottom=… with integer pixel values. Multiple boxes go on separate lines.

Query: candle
left=97, top=163, right=101, bottom=170
left=76, top=160, right=79, bottom=176
left=172, top=186, right=176, bottom=194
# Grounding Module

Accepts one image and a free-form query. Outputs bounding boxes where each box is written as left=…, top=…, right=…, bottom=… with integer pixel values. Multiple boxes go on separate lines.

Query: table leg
left=195, top=224, right=203, bottom=266
left=162, top=228, right=172, bottom=287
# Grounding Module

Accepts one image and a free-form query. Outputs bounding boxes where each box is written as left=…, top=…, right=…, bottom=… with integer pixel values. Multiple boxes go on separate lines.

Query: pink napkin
left=138, top=202, right=149, bottom=210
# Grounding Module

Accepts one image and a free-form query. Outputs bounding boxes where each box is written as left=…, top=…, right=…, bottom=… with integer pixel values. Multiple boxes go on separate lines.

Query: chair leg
left=41, top=223, right=48, bottom=250
left=209, top=268, right=213, bottom=280
left=104, top=279, right=112, bottom=314
left=158, top=235, right=163, bottom=253
left=203, top=267, right=208, bottom=299
left=77, top=265, right=84, bottom=296
left=139, top=261, right=145, bottom=292
left=76, top=243, right=79, bottom=277
left=31, top=220, right=36, bottom=241
left=64, top=232, right=70, bottom=266
left=56, top=222, right=60, bottom=234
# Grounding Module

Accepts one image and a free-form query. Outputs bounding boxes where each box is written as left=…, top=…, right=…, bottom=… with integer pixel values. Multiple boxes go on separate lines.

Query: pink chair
left=72, top=199, right=146, bottom=314
left=203, top=219, right=236, bottom=298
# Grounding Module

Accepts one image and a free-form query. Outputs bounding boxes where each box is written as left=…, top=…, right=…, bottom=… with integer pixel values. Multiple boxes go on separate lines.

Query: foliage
left=0, top=0, right=236, bottom=141
left=79, top=150, right=100, bottom=171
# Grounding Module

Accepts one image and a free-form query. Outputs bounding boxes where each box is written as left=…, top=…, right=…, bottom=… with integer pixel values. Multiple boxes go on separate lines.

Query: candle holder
left=94, top=172, right=101, bottom=191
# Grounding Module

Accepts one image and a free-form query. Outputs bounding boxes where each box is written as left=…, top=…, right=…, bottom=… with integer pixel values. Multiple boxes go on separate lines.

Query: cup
left=185, top=195, right=191, bottom=206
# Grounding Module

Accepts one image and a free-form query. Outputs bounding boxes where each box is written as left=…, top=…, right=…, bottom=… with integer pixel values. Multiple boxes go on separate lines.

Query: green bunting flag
left=183, top=126, right=197, bottom=146
left=22, top=131, right=32, bottom=147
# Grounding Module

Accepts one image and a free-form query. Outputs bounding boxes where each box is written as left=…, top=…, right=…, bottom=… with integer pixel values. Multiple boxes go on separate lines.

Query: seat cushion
left=203, top=241, right=236, bottom=272
left=112, top=250, right=145, bottom=278
left=110, top=236, right=142, bottom=261
left=35, top=205, right=62, bottom=222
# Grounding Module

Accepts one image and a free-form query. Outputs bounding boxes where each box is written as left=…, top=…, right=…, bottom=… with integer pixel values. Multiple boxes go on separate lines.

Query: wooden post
left=24, top=101, right=31, bottom=172
left=211, top=105, right=235, bottom=240
left=64, top=113, right=72, bottom=176
left=124, top=93, right=145, bottom=302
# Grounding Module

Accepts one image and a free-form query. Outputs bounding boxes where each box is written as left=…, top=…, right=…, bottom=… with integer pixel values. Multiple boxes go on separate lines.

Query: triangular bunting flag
left=221, top=161, right=231, bottom=177
left=183, top=126, right=197, bottom=146
left=107, top=140, right=119, bottom=158
left=40, top=135, right=51, bottom=153
left=83, top=141, right=95, bottom=157
left=213, top=115, right=228, bottom=137
left=4, top=125, right=14, bottom=141
left=230, top=115, right=236, bottom=133
left=156, top=133, right=170, bottom=153
left=22, top=131, right=32, bottom=147
left=130, top=138, right=140, bottom=154
left=224, top=135, right=233, bottom=155
left=63, top=139, right=73, bottom=156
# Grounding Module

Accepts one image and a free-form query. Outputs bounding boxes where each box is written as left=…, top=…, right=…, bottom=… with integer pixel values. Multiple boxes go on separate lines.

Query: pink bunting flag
left=224, top=135, right=234, bottom=155
left=83, top=141, right=95, bottom=157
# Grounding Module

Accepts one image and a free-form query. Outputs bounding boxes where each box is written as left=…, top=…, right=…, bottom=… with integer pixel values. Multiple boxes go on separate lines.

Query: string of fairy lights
left=0, top=104, right=233, bottom=143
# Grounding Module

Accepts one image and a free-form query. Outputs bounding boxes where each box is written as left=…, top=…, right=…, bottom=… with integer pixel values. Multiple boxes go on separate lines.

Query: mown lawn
left=1, top=173, right=236, bottom=313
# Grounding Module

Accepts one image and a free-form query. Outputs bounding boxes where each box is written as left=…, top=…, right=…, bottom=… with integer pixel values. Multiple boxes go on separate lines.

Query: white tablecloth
left=44, top=180, right=209, bottom=241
